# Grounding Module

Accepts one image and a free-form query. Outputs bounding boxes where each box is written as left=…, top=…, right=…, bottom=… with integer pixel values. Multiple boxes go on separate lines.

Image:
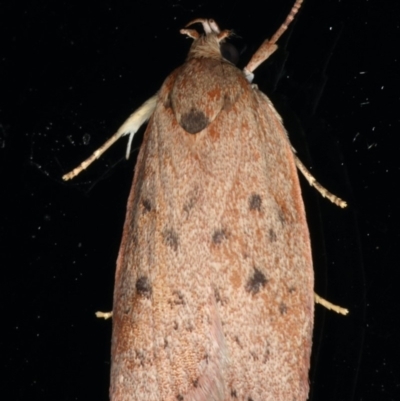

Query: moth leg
left=95, top=311, right=113, bottom=320
left=294, top=155, right=347, bottom=208
left=62, top=94, right=158, bottom=181
left=244, top=0, right=303, bottom=75
left=314, top=293, right=349, bottom=315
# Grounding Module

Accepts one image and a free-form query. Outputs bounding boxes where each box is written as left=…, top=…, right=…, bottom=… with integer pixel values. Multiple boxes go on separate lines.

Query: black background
left=2, top=0, right=399, bottom=400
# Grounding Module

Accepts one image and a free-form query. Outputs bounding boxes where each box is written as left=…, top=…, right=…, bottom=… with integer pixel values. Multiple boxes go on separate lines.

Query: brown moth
left=63, top=0, right=348, bottom=400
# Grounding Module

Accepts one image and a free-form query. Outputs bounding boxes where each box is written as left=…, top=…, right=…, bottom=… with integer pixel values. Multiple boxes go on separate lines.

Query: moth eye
left=220, top=42, right=239, bottom=65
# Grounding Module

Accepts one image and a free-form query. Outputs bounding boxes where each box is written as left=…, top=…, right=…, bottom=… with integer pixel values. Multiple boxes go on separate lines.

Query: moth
left=63, top=0, right=347, bottom=400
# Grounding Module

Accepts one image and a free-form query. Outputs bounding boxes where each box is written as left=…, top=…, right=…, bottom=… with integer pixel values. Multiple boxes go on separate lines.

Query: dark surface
left=2, top=0, right=399, bottom=400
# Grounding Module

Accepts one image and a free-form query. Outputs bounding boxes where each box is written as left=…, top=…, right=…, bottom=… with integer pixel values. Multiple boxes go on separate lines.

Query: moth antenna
left=269, top=0, right=303, bottom=46
left=245, top=0, right=303, bottom=74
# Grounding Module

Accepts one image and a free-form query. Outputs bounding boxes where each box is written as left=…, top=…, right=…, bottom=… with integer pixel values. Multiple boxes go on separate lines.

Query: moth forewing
left=110, top=10, right=313, bottom=401
left=62, top=1, right=348, bottom=400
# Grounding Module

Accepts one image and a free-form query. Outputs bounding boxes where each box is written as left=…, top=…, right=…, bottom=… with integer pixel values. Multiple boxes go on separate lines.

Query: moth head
left=181, top=19, right=238, bottom=64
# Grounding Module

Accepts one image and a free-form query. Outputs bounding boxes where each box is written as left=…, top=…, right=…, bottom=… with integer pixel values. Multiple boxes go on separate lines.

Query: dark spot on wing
left=180, top=109, right=209, bottom=134
left=163, top=228, right=179, bottom=251
left=142, top=198, right=152, bottom=212
left=268, top=228, right=277, bottom=242
left=135, top=349, right=146, bottom=367
left=279, top=302, right=288, bottom=315
left=212, top=228, right=227, bottom=244
left=136, top=276, right=152, bottom=298
left=183, top=188, right=199, bottom=213
left=249, top=193, right=262, bottom=211
left=263, top=345, right=271, bottom=363
left=170, top=290, right=185, bottom=306
left=234, top=336, right=242, bottom=348
left=214, top=288, right=221, bottom=303
left=245, top=267, right=268, bottom=295
left=278, top=209, right=286, bottom=225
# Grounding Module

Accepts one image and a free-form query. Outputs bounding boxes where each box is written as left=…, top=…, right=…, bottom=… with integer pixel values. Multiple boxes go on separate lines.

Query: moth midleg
left=62, top=95, right=157, bottom=181
left=95, top=311, right=113, bottom=320
left=294, top=155, right=347, bottom=208
left=314, top=293, right=349, bottom=315
left=294, top=155, right=348, bottom=312
left=295, top=157, right=348, bottom=314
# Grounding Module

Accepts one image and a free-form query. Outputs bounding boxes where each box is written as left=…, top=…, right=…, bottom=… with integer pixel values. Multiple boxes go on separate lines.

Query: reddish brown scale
left=111, top=11, right=313, bottom=401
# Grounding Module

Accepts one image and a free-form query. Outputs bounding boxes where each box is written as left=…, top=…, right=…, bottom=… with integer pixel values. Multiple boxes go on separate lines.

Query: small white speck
left=82, top=133, right=90, bottom=145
